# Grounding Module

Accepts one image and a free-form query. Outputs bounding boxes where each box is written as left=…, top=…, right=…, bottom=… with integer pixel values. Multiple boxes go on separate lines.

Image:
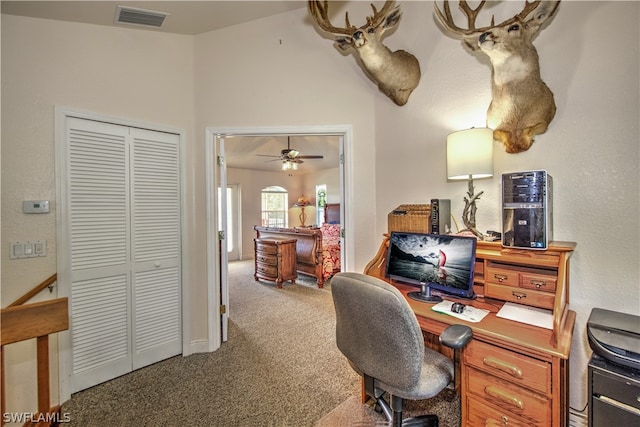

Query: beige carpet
left=61, top=260, right=459, bottom=426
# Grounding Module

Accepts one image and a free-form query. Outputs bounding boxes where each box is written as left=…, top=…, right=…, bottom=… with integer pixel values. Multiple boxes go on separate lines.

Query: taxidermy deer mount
left=308, top=1, right=421, bottom=106
left=435, top=1, right=560, bottom=153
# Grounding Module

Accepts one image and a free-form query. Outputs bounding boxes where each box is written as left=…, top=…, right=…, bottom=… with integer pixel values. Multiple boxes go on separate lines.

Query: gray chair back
left=331, top=272, right=425, bottom=391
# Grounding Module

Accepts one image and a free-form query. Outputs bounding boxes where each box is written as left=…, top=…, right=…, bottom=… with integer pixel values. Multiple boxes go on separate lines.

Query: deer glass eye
left=508, top=24, right=520, bottom=32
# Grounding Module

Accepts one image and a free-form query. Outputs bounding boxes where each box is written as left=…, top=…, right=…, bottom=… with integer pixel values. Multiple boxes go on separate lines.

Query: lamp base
left=458, top=228, right=483, bottom=239
left=461, top=176, right=485, bottom=240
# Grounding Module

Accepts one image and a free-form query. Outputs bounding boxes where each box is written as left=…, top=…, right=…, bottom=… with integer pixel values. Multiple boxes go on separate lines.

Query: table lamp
left=446, top=128, right=494, bottom=239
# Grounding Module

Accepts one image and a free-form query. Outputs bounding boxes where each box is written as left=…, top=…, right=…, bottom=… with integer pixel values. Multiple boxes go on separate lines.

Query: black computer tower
left=430, top=199, right=451, bottom=234
left=501, top=170, right=553, bottom=249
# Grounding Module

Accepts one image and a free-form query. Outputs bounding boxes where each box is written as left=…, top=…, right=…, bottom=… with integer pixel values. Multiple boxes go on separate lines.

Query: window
left=316, top=184, right=327, bottom=225
left=261, top=186, right=288, bottom=227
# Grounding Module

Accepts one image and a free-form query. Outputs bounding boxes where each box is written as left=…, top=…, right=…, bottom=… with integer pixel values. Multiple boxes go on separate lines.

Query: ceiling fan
left=256, top=136, right=324, bottom=166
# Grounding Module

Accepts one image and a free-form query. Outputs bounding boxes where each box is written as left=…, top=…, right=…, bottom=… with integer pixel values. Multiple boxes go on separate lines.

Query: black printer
left=587, top=307, right=640, bottom=371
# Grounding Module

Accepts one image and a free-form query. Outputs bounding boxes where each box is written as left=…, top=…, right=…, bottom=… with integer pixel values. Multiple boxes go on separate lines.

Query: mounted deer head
left=308, top=1, right=421, bottom=106
left=435, top=1, right=560, bottom=153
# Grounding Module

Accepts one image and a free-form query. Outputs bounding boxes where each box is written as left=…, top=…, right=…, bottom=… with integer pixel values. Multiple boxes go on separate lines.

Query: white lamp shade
left=447, top=128, right=494, bottom=180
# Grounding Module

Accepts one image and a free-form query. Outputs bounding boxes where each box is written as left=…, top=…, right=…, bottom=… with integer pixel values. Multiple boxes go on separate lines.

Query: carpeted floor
left=61, top=260, right=460, bottom=426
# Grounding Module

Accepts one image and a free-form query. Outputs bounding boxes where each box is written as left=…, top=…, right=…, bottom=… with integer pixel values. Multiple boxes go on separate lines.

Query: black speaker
left=430, top=199, right=451, bottom=234
left=501, top=170, right=553, bottom=249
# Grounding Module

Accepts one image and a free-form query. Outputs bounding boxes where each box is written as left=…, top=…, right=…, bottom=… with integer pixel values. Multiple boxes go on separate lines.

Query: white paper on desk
left=497, top=302, right=553, bottom=330
left=431, top=301, right=489, bottom=323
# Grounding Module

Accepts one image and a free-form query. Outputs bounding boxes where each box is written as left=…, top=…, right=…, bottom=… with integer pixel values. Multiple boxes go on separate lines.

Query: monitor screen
left=385, top=232, right=477, bottom=299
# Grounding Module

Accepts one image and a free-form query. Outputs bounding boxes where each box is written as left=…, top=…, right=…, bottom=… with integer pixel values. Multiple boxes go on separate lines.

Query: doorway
left=205, top=125, right=353, bottom=352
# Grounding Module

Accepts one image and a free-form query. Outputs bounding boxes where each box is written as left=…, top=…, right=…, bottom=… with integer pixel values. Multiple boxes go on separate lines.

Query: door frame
left=55, top=106, right=191, bottom=403
left=219, top=184, right=241, bottom=261
left=205, top=125, right=353, bottom=352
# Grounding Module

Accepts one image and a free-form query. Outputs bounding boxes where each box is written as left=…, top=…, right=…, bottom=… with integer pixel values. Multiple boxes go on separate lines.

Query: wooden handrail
left=1, top=278, right=68, bottom=427
left=7, top=273, right=57, bottom=308
left=1, top=298, right=69, bottom=346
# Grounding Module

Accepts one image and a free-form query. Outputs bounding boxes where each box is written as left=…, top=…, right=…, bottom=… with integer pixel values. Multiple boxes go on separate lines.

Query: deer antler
left=308, top=0, right=356, bottom=35
left=365, top=1, right=396, bottom=28
left=308, top=1, right=421, bottom=106
left=435, top=1, right=545, bottom=36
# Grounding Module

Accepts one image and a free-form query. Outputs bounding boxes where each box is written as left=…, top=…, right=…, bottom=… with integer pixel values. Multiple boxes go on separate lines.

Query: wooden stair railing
left=1, top=274, right=69, bottom=426
left=7, top=274, right=58, bottom=308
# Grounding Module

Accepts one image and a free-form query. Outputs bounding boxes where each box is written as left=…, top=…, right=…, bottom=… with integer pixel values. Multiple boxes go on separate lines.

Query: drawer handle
left=512, top=291, right=527, bottom=300
left=494, top=274, right=508, bottom=283
left=484, top=385, right=524, bottom=410
left=483, top=356, right=523, bottom=379
left=530, top=279, right=547, bottom=288
left=485, top=417, right=509, bottom=426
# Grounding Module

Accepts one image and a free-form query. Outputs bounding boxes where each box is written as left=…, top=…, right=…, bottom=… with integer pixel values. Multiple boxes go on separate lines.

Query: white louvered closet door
left=64, top=118, right=181, bottom=393
left=130, top=128, right=181, bottom=370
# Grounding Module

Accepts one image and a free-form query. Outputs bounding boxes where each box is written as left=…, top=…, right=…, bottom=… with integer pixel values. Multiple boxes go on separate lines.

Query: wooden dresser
left=254, top=237, right=297, bottom=288
left=365, top=237, right=576, bottom=426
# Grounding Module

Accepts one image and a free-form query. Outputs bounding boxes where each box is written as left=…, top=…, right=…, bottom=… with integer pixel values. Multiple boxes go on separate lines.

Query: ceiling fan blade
left=297, top=155, right=324, bottom=159
left=256, top=154, right=280, bottom=158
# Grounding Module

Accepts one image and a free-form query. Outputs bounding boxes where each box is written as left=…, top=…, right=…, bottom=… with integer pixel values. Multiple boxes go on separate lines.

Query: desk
left=364, top=237, right=576, bottom=426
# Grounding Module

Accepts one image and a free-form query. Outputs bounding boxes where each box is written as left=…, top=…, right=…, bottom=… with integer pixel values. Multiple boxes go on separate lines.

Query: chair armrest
left=439, top=324, right=473, bottom=349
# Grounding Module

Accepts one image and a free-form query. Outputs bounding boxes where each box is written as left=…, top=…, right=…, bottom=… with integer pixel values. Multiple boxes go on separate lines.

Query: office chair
left=331, top=272, right=472, bottom=427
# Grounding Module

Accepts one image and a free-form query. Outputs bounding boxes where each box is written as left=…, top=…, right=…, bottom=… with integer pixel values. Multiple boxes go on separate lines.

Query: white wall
left=193, top=8, right=378, bottom=272
left=1, top=14, right=196, bottom=417
left=2, top=0, right=638, bottom=417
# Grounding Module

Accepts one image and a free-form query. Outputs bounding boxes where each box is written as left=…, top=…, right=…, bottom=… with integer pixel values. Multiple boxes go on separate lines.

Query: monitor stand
left=407, top=283, right=443, bottom=304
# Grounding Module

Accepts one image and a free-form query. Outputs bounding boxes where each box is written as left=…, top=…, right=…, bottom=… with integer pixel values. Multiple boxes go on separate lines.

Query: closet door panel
left=131, top=128, right=182, bottom=369
left=66, top=118, right=132, bottom=392
left=133, top=265, right=181, bottom=368
left=70, top=274, right=131, bottom=392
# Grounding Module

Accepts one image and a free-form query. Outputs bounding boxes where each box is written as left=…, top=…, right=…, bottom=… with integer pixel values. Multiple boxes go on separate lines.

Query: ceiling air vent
left=115, top=6, right=168, bottom=28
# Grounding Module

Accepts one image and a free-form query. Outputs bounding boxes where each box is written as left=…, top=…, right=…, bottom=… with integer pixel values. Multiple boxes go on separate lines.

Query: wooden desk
left=364, top=237, right=576, bottom=426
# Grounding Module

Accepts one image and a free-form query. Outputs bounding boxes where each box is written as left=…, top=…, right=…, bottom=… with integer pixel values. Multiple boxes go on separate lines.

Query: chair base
left=372, top=393, right=439, bottom=427
left=399, top=414, right=439, bottom=426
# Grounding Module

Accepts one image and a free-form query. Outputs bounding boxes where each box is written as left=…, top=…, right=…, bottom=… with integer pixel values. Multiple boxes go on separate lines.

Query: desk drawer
left=255, top=252, right=277, bottom=265
left=467, top=396, right=532, bottom=426
left=485, top=282, right=554, bottom=310
left=521, top=272, right=557, bottom=293
left=465, top=340, right=551, bottom=395
left=486, top=265, right=520, bottom=287
left=467, top=367, right=550, bottom=425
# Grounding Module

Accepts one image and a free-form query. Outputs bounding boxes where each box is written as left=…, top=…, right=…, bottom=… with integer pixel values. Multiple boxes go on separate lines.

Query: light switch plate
left=9, top=240, right=47, bottom=259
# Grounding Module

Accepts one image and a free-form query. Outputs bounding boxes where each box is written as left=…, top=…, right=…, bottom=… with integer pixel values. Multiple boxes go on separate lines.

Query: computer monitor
left=385, top=232, right=477, bottom=303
